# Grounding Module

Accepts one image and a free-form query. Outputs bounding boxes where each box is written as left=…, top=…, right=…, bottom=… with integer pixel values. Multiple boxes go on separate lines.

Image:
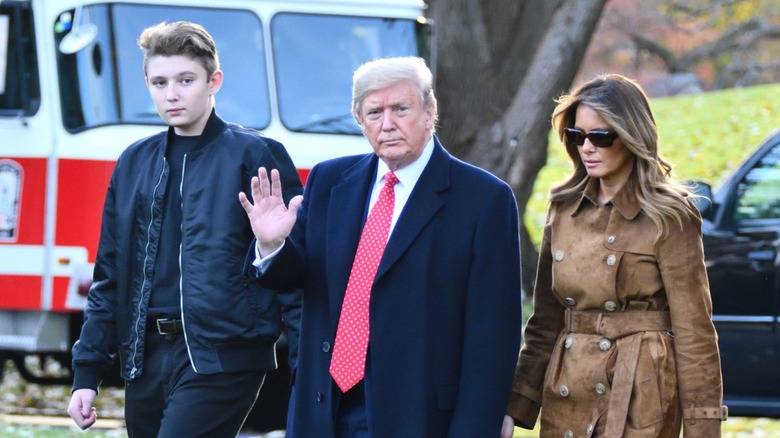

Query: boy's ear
left=209, top=70, right=224, bottom=95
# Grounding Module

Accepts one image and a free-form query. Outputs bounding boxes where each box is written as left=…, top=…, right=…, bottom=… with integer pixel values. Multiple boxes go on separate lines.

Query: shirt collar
left=375, top=135, right=434, bottom=188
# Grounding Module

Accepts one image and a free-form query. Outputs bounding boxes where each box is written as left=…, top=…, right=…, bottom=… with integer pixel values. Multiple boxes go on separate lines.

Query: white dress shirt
left=254, top=136, right=435, bottom=271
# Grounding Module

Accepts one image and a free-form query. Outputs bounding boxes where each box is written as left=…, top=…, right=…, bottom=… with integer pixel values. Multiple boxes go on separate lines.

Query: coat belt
left=564, top=308, right=671, bottom=339
left=564, top=308, right=672, bottom=437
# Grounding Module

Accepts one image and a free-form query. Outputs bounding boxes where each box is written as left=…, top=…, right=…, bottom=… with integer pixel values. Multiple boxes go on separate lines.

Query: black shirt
left=148, top=132, right=200, bottom=316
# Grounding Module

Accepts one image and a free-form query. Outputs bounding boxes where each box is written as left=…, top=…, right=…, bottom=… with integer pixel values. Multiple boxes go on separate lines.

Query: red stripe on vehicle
left=0, top=275, right=42, bottom=309
left=55, top=159, right=115, bottom=261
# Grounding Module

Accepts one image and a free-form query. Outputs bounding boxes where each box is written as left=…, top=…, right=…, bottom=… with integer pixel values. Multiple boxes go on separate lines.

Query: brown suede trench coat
left=507, top=179, right=726, bottom=438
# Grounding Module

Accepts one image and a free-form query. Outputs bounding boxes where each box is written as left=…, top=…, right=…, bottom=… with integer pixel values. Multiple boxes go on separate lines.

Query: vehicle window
left=734, top=143, right=780, bottom=221
left=0, top=2, right=40, bottom=116
left=54, top=4, right=270, bottom=132
left=272, top=13, right=421, bottom=135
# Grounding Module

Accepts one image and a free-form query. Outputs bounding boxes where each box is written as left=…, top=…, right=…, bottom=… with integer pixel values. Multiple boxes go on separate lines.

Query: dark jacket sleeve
left=253, top=137, right=304, bottom=370
left=449, top=181, right=524, bottom=436
left=71, top=173, right=121, bottom=392
left=256, top=138, right=303, bottom=203
left=248, top=161, right=320, bottom=291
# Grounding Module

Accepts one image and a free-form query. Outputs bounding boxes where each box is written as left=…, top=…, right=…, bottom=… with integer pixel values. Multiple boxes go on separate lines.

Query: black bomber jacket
left=72, top=111, right=302, bottom=390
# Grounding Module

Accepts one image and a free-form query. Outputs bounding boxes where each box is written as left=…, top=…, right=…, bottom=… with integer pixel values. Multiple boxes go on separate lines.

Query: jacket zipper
left=129, top=159, right=166, bottom=379
left=179, top=154, right=197, bottom=372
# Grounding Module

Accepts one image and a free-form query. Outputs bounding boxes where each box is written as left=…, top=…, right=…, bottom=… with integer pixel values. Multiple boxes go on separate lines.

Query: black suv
left=693, top=128, right=780, bottom=417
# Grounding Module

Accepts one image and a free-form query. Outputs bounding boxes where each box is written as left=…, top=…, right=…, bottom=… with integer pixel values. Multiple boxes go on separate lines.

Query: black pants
left=124, top=327, right=265, bottom=438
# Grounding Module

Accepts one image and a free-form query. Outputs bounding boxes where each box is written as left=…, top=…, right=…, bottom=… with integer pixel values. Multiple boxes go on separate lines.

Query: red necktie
left=330, top=171, right=398, bottom=392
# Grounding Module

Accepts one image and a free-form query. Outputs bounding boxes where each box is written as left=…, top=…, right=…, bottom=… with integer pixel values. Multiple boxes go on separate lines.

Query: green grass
left=525, top=82, right=780, bottom=245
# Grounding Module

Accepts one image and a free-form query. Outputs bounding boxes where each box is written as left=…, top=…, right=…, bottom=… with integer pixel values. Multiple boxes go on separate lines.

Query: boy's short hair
left=138, top=21, right=220, bottom=77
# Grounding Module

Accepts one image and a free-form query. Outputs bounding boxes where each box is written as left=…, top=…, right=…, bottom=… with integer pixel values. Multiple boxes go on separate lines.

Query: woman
left=502, top=74, right=726, bottom=438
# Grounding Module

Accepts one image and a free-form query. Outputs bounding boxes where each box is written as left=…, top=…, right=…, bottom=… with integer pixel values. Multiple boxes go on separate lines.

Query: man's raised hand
left=239, top=167, right=303, bottom=256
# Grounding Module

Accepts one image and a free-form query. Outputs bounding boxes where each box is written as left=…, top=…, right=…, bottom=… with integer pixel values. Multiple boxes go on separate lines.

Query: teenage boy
left=66, top=21, right=302, bottom=437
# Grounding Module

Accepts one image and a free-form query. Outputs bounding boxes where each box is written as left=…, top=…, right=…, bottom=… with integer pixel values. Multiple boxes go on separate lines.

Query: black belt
left=154, top=318, right=183, bottom=335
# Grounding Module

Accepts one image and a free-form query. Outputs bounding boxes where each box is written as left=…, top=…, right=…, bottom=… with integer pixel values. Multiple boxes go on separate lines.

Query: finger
left=79, top=408, right=97, bottom=430
left=81, top=400, right=93, bottom=417
left=270, top=169, right=284, bottom=199
left=500, top=415, right=515, bottom=438
left=258, top=167, right=270, bottom=199
left=238, top=191, right=252, bottom=213
left=287, top=195, right=304, bottom=214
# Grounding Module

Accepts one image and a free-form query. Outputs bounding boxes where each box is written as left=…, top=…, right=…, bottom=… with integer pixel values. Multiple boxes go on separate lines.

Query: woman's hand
left=501, top=415, right=515, bottom=438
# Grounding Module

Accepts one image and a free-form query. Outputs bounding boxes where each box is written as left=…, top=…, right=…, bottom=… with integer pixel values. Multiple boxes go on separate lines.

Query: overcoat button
left=554, top=250, right=565, bottom=261
left=595, top=382, right=606, bottom=395
left=317, top=392, right=322, bottom=402
left=586, top=424, right=594, bottom=436
left=604, top=300, right=617, bottom=312
left=564, top=336, right=573, bottom=349
left=322, top=342, right=331, bottom=352
left=606, top=254, right=616, bottom=266
left=607, top=235, right=616, bottom=244
left=559, top=385, right=569, bottom=397
left=563, top=297, right=576, bottom=307
left=599, top=338, right=612, bottom=350
left=564, top=431, right=573, bottom=438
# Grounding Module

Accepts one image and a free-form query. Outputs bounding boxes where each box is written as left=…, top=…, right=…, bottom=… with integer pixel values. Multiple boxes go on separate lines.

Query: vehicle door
left=0, top=1, right=49, bottom=310
left=706, top=137, right=780, bottom=402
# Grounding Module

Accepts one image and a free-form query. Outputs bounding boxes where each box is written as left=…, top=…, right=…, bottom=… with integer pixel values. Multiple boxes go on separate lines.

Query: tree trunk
left=426, top=0, right=607, bottom=296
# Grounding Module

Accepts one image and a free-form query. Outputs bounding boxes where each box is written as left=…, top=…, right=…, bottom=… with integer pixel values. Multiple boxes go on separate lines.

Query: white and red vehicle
left=0, top=0, right=429, bottom=430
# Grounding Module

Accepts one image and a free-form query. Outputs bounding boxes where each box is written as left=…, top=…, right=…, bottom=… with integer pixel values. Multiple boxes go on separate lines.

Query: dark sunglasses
left=564, top=127, right=619, bottom=148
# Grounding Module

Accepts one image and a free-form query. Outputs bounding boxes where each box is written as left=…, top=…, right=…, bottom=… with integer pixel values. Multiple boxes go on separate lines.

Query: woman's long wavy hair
left=549, top=74, right=697, bottom=241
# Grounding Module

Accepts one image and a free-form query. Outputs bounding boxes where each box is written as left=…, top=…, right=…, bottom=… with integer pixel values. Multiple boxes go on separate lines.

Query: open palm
left=239, top=167, right=303, bottom=256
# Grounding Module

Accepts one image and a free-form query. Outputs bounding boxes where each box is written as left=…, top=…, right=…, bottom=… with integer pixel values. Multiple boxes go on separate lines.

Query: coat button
left=607, top=235, right=616, bottom=244
left=559, top=385, right=569, bottom=397
left=564, top=431, right=573, bottom=438
left=599, top=338, right=612, bottom=350
left=606, top=254, right=616, bottom=266
left=317, top=392, right=322, bottom=402
left=322, top=342, right=331, bottom=352
left=595, top=382, right=606, bottom=395
left=604, top=300, right=617, bottom=312
left=554, top=250, right=565, bottom=261
left=586, top=424, right=594, bottom=436
left=563, top=297, right=576, bottom=307
left=564, top=336, right=573, bottom=349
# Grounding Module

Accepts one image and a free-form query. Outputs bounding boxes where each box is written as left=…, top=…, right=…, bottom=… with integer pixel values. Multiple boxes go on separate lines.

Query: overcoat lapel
left=376, top=139, right=449, bottom=280
left=325, top=153, right=378, bottom=326
left=323, top=140, right=450, bottom=319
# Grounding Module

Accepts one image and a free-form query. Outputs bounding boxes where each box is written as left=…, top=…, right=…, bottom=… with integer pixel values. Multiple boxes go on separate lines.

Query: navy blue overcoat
left=261, top=137, right=523, bottom=437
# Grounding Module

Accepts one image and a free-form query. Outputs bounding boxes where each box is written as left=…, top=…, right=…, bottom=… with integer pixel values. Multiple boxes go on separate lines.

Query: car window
left=734, top=142, right=780, bottom=221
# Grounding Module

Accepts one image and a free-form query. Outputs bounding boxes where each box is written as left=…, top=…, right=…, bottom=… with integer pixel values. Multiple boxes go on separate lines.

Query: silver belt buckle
left=156, top=318, right=169, bottom=335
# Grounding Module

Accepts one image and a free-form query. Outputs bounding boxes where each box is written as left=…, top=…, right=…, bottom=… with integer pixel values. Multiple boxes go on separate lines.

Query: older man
left=240, top=56, right=522, bottom=437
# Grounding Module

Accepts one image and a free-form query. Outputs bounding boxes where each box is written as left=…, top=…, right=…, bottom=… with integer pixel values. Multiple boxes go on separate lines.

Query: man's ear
left=424, top=107, right=435, bottom=131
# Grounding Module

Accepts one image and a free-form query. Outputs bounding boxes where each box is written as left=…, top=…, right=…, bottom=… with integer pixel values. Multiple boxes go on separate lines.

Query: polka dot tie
left=330, top=171, right=398, bottom=392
